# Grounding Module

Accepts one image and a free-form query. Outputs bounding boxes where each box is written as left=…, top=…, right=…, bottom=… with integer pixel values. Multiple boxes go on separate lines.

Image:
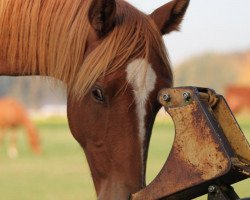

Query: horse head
left=67, top=0, right=190, bottom=199
left=0, top=0, right=189, bottom=198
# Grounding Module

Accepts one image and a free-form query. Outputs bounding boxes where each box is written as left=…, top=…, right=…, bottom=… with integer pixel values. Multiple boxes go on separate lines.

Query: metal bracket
left=132, top=87, right=250, bottom=200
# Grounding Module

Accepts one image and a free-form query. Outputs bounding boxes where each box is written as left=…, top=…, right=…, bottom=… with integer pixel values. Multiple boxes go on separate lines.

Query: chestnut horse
left=0, top=98, right=41, bottom=158
left=226, top=86, right=250, bottom=114
left=0, top=0, right=190, bottom=199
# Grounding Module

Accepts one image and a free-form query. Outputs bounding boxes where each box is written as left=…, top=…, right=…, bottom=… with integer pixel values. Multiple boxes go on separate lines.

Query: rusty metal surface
left=131, top=87, right=250, bottom=200
left=213, top=96, right=250, bottom=164
left=132, top=87, right=231, bottom=200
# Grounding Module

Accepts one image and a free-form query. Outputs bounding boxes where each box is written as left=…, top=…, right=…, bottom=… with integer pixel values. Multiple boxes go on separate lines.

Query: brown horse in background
left=226, top=86, right=250, bottom=114
left=0, top=0, right=190, bottom=199
left=0, top=98, right=41, bottom=158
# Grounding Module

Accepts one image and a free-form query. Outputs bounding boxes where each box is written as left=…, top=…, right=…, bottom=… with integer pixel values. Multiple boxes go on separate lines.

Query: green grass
left=0, top=115, right=250, bottom=200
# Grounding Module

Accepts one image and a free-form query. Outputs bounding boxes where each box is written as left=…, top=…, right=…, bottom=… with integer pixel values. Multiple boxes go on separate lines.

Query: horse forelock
left=74, top=0, right=171, bottom=100
left=0, top=0, right=171, bottom=100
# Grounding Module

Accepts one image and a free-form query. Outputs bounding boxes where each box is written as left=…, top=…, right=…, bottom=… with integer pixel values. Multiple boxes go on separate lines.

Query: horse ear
left=150, top=0, right=190, bottom=35
left=88, top=0, right=116, bottom=38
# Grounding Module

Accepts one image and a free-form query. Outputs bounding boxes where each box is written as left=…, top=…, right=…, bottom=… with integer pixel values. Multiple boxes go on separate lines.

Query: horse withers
left=0, top=0, right=190, bottom=199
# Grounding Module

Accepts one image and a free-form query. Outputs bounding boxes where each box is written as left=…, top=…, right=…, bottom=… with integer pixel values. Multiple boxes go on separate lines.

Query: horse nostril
left=91, top=87, right=105, bottom=102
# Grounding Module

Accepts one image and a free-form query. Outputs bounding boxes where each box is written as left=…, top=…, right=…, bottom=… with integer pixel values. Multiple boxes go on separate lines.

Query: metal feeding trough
left=131, top=87, right=250, bottom=200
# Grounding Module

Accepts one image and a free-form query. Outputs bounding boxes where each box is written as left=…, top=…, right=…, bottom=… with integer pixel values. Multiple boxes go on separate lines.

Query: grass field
left=0, top=115, right=249, bottom=200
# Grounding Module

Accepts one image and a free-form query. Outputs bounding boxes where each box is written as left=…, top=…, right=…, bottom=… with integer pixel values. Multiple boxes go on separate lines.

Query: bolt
left=208, top=185, right=216, bottom=193
left=162, top=94, right=171, bottom=102
left=183, top=92, right=191, bottom=101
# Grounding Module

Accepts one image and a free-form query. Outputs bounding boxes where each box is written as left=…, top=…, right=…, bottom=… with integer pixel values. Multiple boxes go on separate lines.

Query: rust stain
left=213, top=96, right=250, bottom=164
left=170, top=102, right=229, bottom=180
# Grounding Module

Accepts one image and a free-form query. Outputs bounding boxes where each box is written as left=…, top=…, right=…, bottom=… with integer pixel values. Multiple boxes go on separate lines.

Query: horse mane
left=0, top=0, right=171, bottom=100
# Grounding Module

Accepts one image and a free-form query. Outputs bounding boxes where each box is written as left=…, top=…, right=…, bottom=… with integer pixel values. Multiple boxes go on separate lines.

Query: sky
left=126, top=0, right=250, bottom=65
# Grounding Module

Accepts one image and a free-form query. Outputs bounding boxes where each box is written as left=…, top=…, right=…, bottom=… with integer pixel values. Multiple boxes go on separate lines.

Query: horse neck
left=0, top=60, right=21, bottom=75
left=0, top=0, right=90, bottom=79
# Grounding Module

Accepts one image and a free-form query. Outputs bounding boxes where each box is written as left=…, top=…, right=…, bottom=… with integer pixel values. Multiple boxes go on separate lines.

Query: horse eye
left=91, top=88, right=105, bottom=102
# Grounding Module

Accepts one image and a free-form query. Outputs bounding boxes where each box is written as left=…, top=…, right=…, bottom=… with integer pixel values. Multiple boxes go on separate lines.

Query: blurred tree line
left=174, top=50, right=250, bottom=94
left=0, top=77, right=66, bottom=109
left=0, top=49, right=249, bottom=108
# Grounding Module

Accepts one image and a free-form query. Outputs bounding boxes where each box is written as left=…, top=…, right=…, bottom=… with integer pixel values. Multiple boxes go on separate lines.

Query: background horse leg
left=0, top=128, right=6, bottom=155
left=8, top=129, right=18, bottom=159
left=0, top=129, right=4, bottom=158
left=0, top=128, right=5, bottom=144
left=23, top=118, right=41, bottom=155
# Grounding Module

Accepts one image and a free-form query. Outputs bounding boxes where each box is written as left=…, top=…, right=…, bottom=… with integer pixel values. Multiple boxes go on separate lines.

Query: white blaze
left=126, top=58, right=157, bottom=164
